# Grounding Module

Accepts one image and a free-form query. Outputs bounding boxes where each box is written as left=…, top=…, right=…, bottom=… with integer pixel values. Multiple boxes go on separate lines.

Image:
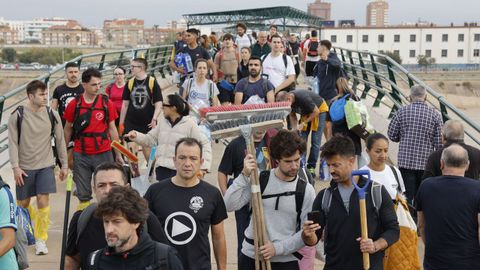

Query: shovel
left=351, top=170, right=372, bottom=270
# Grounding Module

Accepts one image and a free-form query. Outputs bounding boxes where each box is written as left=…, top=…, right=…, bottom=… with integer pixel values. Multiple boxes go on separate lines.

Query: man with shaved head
left=417, top=144, right=480, bottom=269
left=423, top=119, right=480, bottom=180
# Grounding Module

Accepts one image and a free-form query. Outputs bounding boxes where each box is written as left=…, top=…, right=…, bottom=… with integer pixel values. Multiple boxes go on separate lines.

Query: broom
left=200, top=102, right=291, bottom=270
left=59, top=174, right=73, bottom=270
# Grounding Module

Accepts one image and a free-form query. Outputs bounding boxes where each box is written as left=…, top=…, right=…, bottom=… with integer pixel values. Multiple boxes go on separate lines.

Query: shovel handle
left=359, top=198, right=370, bottom=270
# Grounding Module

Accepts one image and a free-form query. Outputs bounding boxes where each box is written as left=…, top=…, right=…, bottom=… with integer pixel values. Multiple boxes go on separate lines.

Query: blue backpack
left=329, top=94, right=350, bottom=122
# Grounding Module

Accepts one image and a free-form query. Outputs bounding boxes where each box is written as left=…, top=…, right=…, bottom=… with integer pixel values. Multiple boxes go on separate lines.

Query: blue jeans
left=301, top=112, right=327, bottom=170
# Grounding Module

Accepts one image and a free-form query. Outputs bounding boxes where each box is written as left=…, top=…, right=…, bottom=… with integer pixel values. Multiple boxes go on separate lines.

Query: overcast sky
left=0, top=0, right=476, bottom=28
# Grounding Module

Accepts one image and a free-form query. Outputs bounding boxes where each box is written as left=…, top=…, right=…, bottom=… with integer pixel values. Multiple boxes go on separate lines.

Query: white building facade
left=321, top=26, right=480, bottom=64
left=0, top=18, right=69, bottom=43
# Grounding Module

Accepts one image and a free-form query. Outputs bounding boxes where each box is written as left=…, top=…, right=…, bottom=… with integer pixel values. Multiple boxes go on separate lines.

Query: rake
left=200, top=102, right=291, bottom=270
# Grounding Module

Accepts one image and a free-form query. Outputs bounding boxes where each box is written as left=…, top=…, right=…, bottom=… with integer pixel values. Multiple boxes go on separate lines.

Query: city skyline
left=0, top=0, right=477, bottom=28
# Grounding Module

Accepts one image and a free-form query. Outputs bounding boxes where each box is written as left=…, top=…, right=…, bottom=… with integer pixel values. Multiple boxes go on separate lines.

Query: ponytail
left=180, top=99, right=190, bottom=116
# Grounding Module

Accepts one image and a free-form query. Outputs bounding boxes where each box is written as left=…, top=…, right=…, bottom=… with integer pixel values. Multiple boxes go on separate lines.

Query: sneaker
left=308, top=167, right=316, bottom=178
left=35, top=240, right=48, bottom=255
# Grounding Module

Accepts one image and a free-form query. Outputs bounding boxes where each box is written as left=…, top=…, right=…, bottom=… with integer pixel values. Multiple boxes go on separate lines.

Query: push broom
left=200, top=102, right=291, bottom=270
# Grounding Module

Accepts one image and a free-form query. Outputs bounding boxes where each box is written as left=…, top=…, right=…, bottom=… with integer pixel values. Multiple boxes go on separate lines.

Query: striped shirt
left=388, top=101, right=443, bottom=170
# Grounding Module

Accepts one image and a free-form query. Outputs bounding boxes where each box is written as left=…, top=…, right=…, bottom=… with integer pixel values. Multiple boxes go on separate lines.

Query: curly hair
left=94, top=186, right=149, bottom=233
left=269, top=130, right=306, bottom=160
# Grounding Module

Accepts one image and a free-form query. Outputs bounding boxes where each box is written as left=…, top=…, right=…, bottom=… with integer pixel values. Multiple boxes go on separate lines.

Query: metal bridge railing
left=334, top=47, right=480, bottom=148
left=0, top=45, right=174, bottom=168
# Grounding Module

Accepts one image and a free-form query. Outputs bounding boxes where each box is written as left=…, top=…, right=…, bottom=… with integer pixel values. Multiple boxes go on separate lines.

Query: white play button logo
left=164, top=212, right=197, bottom=245
left=172, top=218, right=192, bottom=237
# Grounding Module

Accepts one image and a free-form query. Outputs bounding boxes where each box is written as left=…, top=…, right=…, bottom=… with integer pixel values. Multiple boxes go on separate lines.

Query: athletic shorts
left=16, top=166, right=56, bottom=200
left=73, top=151, right=113, bottom=202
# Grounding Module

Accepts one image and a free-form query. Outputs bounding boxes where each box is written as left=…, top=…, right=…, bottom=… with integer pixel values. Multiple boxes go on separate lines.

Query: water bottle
left=185, top=54, right=194, bottom=73
left=319, top=159, right=332, bottom=181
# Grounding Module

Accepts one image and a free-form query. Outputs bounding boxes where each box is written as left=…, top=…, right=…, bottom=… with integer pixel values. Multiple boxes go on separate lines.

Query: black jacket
left=313, top=177, right=400, bottom=270
left=423, top=141, right=480, bottom=180
left=314, top=52, right=342, bottom=101
left=88, top=231, right=184, bottom=270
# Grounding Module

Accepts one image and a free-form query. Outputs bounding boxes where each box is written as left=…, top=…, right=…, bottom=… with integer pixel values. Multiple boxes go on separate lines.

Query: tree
left=1, top=48, right=16, bottom=62
left=417, top=55, right=436, bottom=72
left=377, top=51, right=402, bottom=65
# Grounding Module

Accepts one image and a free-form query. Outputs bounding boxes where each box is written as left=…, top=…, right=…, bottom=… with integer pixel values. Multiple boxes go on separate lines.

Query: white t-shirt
left=360, top=165, right=406, bottom=200
left=182, top=78, right=219, bottom=107
left=235, top=34, right=253, bottom=51
left=303, top=39, right=320, bottom=62
left=262, top=53, right=296, bottom=88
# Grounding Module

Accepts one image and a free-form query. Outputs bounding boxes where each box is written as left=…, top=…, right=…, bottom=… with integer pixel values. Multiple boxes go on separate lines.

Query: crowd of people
left=0, top=24, right=479, bottom=270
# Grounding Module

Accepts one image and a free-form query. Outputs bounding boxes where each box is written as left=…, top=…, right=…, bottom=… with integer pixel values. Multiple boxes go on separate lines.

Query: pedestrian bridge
left=0, top=44, right=478, bottom=170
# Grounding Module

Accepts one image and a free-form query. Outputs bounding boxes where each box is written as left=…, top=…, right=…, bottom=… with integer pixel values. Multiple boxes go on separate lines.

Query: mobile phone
left=307, top=211, right=321, bottom=224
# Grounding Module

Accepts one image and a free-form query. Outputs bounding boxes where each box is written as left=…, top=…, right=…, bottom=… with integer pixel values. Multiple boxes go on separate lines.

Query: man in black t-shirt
left=119, top=57, right=163, bottom=161
left=276, top=90, right=328, bottom=177
left=65, top=162, right=168, bottom=270
left=145, top=138, right=227, bottom=270
left=51, top=62, right=85, bottom=126
left=417, top=144, right=480, bottom=270
left=169, top=28, right=217, bottom=89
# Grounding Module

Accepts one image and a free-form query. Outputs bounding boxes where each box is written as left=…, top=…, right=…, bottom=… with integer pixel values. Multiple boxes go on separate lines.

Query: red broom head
left=199, top=102, right=291, bottom=118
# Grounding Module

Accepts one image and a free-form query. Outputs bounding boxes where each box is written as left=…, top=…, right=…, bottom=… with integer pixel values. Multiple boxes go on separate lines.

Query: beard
left=249, top=69, right=260, bottom=78
left=278, top=166, right=298, bottom=178
left=106, top=234, right=130, bottom=249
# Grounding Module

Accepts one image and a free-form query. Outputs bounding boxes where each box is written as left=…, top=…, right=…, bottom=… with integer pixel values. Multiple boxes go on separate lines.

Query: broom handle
left=359, top=199, right=370, bottom=270
left=251, top=185, right=261, bottom=270
left=246, top=137, right=271, bottom=270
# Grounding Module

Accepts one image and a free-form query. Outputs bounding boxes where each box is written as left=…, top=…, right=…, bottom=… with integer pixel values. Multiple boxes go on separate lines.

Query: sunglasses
left=163, top=104, right=174, bottom=107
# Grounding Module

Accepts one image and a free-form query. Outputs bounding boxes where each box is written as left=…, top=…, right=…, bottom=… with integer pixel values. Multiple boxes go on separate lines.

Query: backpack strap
left=261, top=78, right=269, bottom=96
left=389, top=165, right=402, bottom=193
left=282, top=53, right=288, bottom=69
left=185, top=78, right=194, bottom=101
left=127, top=78, right=135, bottom=91
left=46, top=106, right=57, bottom=138
left=259, top=170, right=270, bottom=194
left=13, top=106, right=24, bottom=143
left=294, top=179, right=306, bottom=231
left=208, top=80, right=214, bottom=106
left=76, top=203, right=98, bottom=244
left=101, top=94, right=110, bottom=124
left=87, top=249, right=102, bottom=270
left=321, top=188, right=333, bottom=217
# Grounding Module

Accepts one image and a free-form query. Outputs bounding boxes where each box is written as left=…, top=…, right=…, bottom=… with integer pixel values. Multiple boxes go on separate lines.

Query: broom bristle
left=200, top=102, right=290, bottom=133
left=199, top=102, right=291, bottom=118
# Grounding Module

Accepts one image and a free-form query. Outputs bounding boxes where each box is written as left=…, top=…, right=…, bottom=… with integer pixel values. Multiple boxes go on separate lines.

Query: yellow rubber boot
left=35, top=206, right=50, bottom=241
left=77, top=201, right=91, bottom=211
left=26, top=204, right=37, bottom=225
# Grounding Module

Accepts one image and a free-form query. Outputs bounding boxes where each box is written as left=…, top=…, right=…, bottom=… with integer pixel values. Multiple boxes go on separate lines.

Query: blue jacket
left=314, top=52, right=342, bottom=101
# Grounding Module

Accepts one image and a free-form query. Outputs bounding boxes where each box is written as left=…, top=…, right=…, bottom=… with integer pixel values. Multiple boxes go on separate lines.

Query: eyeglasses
left=130, top=65, right=142, bottom=69
left=113, top=73, right=124, bottom=76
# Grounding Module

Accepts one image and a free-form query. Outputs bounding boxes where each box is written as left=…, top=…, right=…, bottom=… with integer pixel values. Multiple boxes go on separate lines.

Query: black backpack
left=12, top=106, right=60, bottom=166
left=307, top=40, right=319, bottom=57
left=87, top=242, right=171, bottom=270
left=72, top=94, right=109, bottom=154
